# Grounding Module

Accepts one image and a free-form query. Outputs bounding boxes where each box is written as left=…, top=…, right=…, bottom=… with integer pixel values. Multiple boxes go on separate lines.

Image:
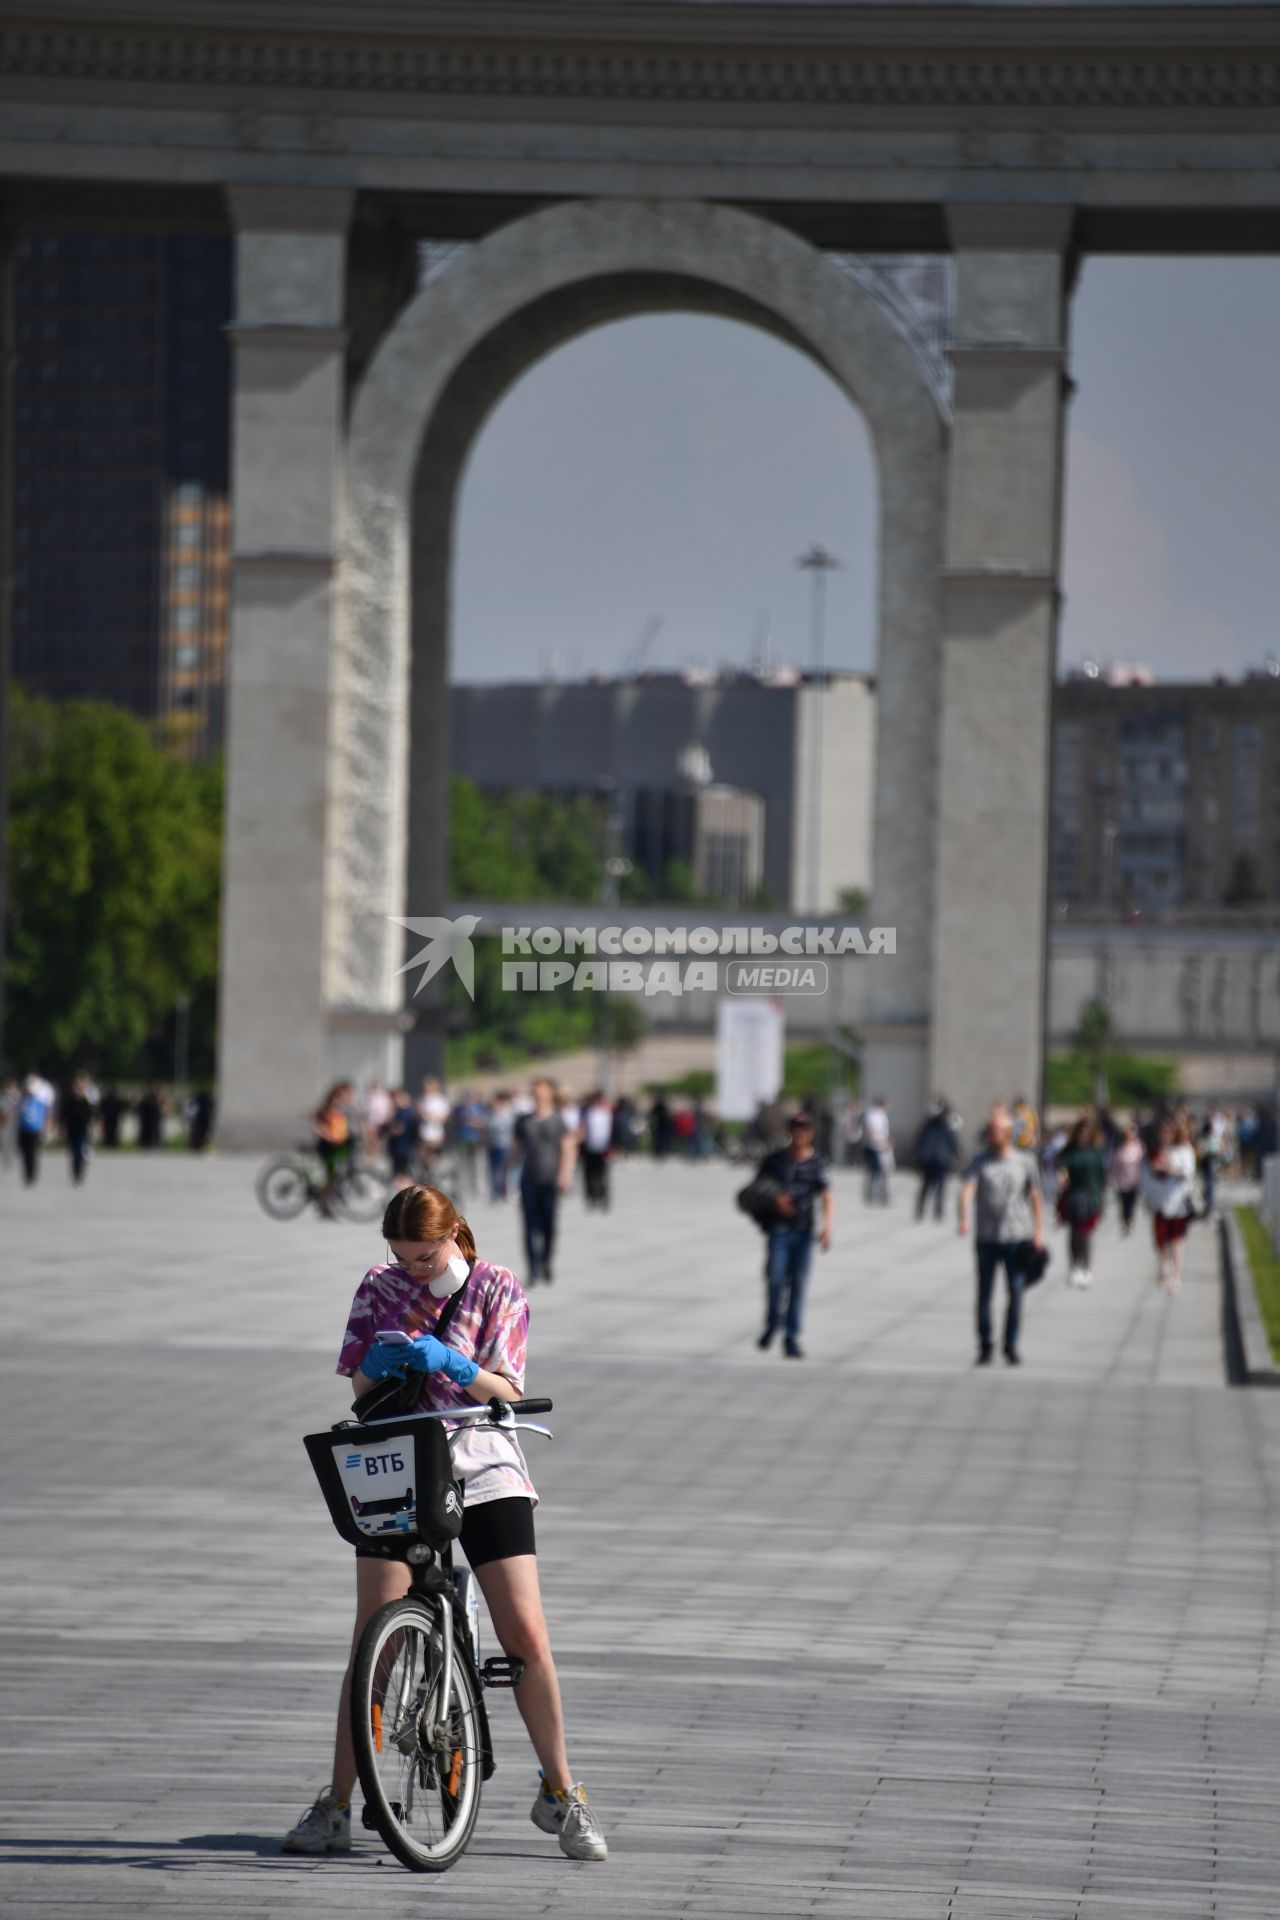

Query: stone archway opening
left=419, top=301, right=881, bottom=1081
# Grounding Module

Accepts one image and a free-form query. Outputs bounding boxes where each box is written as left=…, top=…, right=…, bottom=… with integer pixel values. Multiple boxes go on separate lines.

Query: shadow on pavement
left=0, top=1832, right=560, bottom=1872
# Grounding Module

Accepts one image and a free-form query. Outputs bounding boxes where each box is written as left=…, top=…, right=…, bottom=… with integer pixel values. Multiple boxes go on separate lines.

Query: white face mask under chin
left=429, top=1252, right=471, bottom=1299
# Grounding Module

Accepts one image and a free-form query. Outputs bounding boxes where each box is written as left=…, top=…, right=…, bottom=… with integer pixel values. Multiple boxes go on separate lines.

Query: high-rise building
left=10, top=231, right=232, bottom=757
left=448, top=669, right=876, bottom=913
left=1051, top=672, right=1280, bottom=912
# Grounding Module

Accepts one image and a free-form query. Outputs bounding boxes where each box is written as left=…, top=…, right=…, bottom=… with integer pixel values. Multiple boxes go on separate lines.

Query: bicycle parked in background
left=305, top=1396, right=553, bottom=1871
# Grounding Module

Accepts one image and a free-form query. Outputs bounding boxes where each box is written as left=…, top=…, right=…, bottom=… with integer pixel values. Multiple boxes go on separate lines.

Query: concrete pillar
left=930, top=207, right=1075, bottom=1140
left=0, top=217, right=14, bottom=1075
left=217, top=186, right=351, bottom=1149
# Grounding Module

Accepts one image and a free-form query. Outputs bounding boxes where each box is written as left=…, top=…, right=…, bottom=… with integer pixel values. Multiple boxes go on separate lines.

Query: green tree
left=442, top=776, right=647, bottom=1074
left=448, top=777, right=604, bottom=904
left=6, top=688, right=222, bottom=1078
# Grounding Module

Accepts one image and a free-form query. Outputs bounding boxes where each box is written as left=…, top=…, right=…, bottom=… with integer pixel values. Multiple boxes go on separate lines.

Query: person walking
left=862, top=1094, right=892, bottom=1205
left=485, top=1089, right=516, bottom=1201
left=1056, top=1115, right=1107, bottom=1288
left=385, top=1087, right=419, bottom=1188
left=1109, top=1121, right=1145, bottom=1237
left=417, top=1075, right=450, bottom=1177
left=1141, top=1116, right=1198, bottom=1294
left=62, top=1071, right=98, bottom=1186
left=360, top=1081, right=393, bottom=1159
left=648, top=1094, right=675, bottom=1161
left=512, top=1079, right=577, bottom=1284
left=280, top=1182, right=607, bottom=1863
left=187, top=1088, right=215, bottom=1152
left=1197, top=1106, right=1226, bottom=1217
left=1011, top=1095, right=1040, bottom=1154
left=914, top=1098, right=960, bottom=1222
left=578, top=1091, right=614, bottom=1211
left=755, top=1112, right=833, bottom=1360
left=99, top=1086, right=127, bottom=1148
left=16, top=1071, right=55, bottom=1185
left=612, top=1095, right=638, bottom=1156
left=136, top=1084, right=166, bottom=1150
left=451, top=1089, right=487, bottom=1197
left=958, top=1105, right=1045, bottom=1366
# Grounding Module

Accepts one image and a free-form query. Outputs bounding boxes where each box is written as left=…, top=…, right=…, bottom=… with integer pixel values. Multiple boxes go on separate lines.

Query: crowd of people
left=948, top=1093, right=1277, bottom=1365
left=1, top=1071, right=215, bottom=1184
left=313, top=1075, right=657, bottom=1280
left=732, top=1084, right=1277, bottom=1370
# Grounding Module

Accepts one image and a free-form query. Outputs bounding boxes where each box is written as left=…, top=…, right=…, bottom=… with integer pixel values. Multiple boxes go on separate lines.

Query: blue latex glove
left=360, top=1340, right=414, bottom=1382
left=363, top=1335, right=479, bottom=1388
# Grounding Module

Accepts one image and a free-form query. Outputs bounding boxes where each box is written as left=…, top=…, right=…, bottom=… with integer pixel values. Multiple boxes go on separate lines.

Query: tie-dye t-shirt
left=337, top=1259, right=535, bottom=1508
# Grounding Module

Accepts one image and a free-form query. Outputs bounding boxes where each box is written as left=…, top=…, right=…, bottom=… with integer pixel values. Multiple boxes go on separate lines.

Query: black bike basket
left=304, top=1414, right=464, bottom=1551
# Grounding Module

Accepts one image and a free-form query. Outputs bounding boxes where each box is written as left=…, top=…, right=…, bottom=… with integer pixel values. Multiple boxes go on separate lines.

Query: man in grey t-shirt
left=958, top=1104, right=1045, bottom=1366
left=512, top=1077, right=577, bottom=1284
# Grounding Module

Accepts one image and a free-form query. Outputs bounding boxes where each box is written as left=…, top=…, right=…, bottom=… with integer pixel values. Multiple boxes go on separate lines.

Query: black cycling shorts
left=355, top=1496, right=535, bottom=1569
left=460, top=1496, right=536, bottom=1568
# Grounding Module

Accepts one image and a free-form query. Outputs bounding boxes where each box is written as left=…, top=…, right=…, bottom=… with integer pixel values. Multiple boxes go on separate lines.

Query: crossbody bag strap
left=432, top=1281, right=465, bottom=1343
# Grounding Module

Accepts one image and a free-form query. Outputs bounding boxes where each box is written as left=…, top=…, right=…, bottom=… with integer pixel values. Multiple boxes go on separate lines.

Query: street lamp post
left=597, top=778, right=631, bottom=1096
left=796, top=544, right=841, bottom=913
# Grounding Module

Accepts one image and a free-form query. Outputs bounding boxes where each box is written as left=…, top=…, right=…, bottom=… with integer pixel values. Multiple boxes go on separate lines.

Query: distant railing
left=1053, top=905, right=1280, bottom=932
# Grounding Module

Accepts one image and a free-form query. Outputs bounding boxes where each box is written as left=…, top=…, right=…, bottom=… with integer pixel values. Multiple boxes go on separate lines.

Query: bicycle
left=304, top=1395, right=553, bottom=1871
left=256, top=1144, right=387, bottom=1224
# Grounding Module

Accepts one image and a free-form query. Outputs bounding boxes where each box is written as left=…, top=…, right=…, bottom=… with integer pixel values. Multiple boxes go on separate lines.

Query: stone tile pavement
left=2, top=1151, right=1279, bottom=1918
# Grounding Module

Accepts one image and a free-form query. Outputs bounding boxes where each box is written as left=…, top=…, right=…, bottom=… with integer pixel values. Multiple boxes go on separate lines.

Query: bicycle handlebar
left=347, top=1395, right=552, bottom=1433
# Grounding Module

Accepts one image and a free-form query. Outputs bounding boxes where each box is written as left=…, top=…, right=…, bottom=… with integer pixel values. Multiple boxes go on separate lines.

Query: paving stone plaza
left=3, top=1152, right=1279, bottom=1919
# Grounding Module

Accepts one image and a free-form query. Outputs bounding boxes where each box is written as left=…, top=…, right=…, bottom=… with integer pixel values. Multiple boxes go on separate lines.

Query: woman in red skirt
left=1141, top=1116, right=1197, bottom=1293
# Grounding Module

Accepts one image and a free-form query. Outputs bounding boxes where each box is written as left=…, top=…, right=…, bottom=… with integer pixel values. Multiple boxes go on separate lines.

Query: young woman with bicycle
left=282, top=1183, right=607, bottom=1863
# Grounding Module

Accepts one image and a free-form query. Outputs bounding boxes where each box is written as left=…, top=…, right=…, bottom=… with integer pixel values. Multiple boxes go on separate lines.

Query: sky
left=450, top=257, right=1280, bottom=686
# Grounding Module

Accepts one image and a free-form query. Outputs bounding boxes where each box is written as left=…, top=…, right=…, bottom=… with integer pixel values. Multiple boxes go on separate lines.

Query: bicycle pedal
left=480, top=1656, right=524, bottom=1689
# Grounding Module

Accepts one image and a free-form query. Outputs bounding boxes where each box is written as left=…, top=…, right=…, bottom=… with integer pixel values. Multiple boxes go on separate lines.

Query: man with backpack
left=743, top=1112, right=833, bottom=1360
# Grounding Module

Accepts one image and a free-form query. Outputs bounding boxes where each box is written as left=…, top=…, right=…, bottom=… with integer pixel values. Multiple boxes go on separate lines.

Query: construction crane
left=621, top=614, right=663, bottom=675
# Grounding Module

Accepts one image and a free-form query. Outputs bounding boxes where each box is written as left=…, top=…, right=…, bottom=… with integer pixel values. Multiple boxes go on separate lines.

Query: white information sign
left=716, top=997, right=785, bottom=1122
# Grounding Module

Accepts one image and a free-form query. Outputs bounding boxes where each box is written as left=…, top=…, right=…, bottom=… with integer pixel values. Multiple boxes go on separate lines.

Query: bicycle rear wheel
left=255, top=1156, right=312, bottom=1220
left=351, top=1597, right=484, bottom=1872
left=335, top=1165, right=387, bottom=1223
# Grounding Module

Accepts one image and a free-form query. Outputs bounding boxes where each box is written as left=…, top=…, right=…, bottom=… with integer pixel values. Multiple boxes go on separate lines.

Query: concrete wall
left=1050, top=928, right=1280, bottom=1053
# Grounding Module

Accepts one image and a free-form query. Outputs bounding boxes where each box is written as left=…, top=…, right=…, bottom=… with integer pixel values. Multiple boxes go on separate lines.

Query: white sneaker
left=281, top=1790, right=351, bottom=1854
left=1066, top=1267, right=1081, bottom=1288
left=531, top=1777, right=608, bottom=1860
left=1077, top=1269, right=1092, bottom=1289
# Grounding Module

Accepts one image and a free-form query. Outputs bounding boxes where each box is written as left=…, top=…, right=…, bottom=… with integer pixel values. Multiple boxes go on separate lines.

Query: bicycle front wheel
left=352, top=1598, right=484, bottom=1872
left=255, top=1156, right=312, bottom=1220
left=334, top=1165, right=387, bottom=1223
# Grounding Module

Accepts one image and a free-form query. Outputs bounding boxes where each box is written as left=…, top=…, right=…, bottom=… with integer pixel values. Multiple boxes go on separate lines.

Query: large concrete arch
left=329, top=196, right=947, bottom=1101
